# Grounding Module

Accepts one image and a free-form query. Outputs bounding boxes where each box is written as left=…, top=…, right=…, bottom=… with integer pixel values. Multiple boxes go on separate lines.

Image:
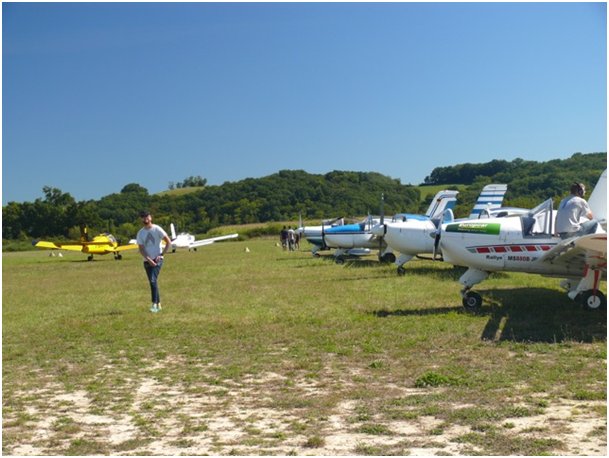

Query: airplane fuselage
left=380, top=216, right=437, bottom=255
left=323, top=219, right=385, bottom=250
left=82, top=234, right=120, bottom=255
left=440, top=216, right=585, bottom=277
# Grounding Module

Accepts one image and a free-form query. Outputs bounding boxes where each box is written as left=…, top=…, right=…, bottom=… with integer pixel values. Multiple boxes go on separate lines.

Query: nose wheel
left=462, top=291, right=483, bottom=310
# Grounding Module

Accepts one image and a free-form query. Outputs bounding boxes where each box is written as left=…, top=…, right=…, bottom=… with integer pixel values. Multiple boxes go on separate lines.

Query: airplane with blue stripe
left=322, top=189, right=460, bottom=264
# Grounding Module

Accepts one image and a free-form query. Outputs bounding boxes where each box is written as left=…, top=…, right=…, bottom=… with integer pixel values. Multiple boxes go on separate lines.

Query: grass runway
left=2, top=238, right=606, bottom=455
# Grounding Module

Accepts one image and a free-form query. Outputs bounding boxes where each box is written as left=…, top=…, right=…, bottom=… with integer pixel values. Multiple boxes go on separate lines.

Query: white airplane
left=437, top=169, right=607, bottom=311
left=322, top=189, right=460, bottom=264
left=130, top=225, right=239, bottom=251
left=296, top=216, right=345, bottom=255
left=371, top=184, right=513, bottom=274
left=143, top=223, right=239, bottom=252
left=169, top=223, right=196, bottom=251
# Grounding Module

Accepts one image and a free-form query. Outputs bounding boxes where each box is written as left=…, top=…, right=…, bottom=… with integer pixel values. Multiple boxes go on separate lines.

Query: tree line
left=2, top=152, right=605, bottom=244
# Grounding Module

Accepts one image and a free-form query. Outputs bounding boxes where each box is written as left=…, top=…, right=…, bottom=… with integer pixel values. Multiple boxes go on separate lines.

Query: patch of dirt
left=3, top=364, right=606, bottom=456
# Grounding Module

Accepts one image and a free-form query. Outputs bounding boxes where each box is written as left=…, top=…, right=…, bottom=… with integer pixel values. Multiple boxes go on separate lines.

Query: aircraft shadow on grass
left=373, top=287, right=606, bottom=343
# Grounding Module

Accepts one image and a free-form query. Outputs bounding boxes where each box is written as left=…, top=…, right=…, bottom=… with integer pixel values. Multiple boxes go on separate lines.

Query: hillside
left=2, top=152, right=606, bottom=243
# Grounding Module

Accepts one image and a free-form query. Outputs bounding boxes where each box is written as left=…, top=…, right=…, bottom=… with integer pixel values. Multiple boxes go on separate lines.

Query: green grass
left=2, top=238, right=606, bottom=455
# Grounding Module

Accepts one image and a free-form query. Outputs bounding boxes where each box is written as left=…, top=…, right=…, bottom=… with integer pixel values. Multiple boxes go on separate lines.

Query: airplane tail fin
left=587, top=169, right=607, bottom=224
left=425, top=190, right=459, bottom=219
left=468, top=184, right=508, bottom=219
left=170, top=223, right=177, bottom=240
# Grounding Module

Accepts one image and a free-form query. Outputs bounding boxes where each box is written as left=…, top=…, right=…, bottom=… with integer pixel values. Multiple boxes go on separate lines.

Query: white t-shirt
left=555, top=195, right=592, bottom=234
left=136, top=224, right=168, bottom=259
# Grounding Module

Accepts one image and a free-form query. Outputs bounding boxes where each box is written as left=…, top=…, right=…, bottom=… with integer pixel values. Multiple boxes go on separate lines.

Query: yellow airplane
left=33, top=225, right=138, bottom=261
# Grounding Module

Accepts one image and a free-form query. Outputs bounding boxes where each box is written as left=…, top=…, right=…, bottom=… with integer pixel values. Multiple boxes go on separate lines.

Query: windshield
left=522, top=198, right=554, bottom=236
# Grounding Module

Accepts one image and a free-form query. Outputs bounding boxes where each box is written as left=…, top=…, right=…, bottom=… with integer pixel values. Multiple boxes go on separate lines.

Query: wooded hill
left=2, top=152, right=605, bottom=243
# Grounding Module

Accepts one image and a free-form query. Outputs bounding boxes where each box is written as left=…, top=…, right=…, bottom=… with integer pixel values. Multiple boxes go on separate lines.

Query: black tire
left=335, top=256, right=345, bottom=265
left=397, top=266, right=406, bottom=276
left=580, top=290, right=607, bottom=311
left=462, top=291, right=483, bottom=310
left=381, top=253, right=396, bottom=263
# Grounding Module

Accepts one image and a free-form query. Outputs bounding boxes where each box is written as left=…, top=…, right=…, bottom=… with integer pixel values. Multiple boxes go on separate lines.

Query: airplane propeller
left=372, top=193, right=396, bottom=263
left=432, top=229, right=441, bottom=260
left=431, top=209, right=453, bottom=261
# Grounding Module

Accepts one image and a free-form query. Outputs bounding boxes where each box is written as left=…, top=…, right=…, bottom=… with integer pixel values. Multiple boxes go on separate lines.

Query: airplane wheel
left=381, top=253, right=396, bottom=263
left=580, top=290, right=606, bottom=311
left=335, top=256, right=345, bottom=265
left=87, top=255, right=94, bottom=262
left=397, top=266, right=406, bottom=276
left=462, top=292, right=482, bottom=311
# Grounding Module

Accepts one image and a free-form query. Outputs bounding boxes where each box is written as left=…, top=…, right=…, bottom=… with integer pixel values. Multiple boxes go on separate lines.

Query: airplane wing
left=540, top=233, right=607, bottom=272
left=112, top=244, right=140, bottom=253
left=189, top=233, right=238, bottom=249
left=575, top=233, right=607, bottom=255
left=33, top=240, right=85, bottom=252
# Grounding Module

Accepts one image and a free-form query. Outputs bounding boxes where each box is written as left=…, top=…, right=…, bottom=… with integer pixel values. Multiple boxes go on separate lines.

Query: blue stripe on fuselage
left=325, top=223, right=365, bottom=234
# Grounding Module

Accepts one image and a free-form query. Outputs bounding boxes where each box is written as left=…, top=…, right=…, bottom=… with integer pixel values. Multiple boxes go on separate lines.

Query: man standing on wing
left=137, top=211, right=172, bottom=313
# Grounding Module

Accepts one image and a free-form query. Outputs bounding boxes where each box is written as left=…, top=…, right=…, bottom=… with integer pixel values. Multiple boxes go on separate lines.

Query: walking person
left=137, top=211, right=172, bottom=313
left=555, top=182, right=597, bottom=239
left=287, top=226, right=295, bottom=251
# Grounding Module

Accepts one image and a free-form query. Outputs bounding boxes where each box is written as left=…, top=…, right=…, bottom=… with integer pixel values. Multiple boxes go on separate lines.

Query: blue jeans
left=144, top=259, right=163, bottom=303
left=559, top=220, right=599, bottom=239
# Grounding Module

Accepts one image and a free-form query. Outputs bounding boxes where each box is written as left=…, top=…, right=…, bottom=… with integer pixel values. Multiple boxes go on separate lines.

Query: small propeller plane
left=296, top=216, right=346, bottom=256
left=322, top=189, right=460, bottom=264
left=370, top=184, right=511, bottom=273
left=131, top=224, right=239, bottom=252
left=169, top=223, right=196, bottom=251
left=33, top=225, right=138, bottom=261
left=168, top=223, right=239, bottom=252
left=437, top=169, right=607, bottom=311
left=168, top=224, right=239, bottom=251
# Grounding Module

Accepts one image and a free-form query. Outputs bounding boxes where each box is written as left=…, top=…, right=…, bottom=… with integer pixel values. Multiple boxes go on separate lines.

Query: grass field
left=2, top=238, right=606, bottom=455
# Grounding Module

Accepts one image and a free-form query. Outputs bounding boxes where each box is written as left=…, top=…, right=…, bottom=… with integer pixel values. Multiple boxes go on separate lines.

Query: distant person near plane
left=555, top=182, right=597, bottom=239
left=137, top=211, right=172, bottom=313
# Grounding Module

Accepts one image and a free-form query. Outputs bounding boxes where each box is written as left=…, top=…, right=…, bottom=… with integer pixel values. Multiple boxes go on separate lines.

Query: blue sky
left=2, top=2, right=606, bottom=204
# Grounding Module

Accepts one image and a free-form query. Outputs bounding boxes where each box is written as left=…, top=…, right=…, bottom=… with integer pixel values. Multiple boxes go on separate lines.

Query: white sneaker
left=150, top=303, right=158, bottom=313
left=156, top=303, right=162, bottom=311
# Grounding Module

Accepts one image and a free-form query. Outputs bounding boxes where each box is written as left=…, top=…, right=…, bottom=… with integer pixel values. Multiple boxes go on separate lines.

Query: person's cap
left=139, top=210, right=151, bottom=217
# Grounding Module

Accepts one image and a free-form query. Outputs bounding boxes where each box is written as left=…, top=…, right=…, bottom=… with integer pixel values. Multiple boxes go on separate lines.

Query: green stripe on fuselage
left=446, top=222, right=501, bottom=235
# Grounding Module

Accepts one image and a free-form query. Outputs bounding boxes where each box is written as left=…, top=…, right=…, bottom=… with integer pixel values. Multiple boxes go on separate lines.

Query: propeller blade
left=432, top=229, right=441, bottom=260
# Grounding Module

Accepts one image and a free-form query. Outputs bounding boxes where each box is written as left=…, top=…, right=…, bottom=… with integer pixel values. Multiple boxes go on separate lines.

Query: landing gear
left=114, top=253, right=122, bottom=260
left=579, top=290, right=606, bottom=311
left=462, top=291, right=483, bottom=310
left=458, top=268, right=489, bottom=311
left=379, top=252, right=396, bottom=263
left=335, top=256, right=346, bottom=265
left=397, top=266, right=406, bottom=276
left=87, top=255, right=94, bottom=262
